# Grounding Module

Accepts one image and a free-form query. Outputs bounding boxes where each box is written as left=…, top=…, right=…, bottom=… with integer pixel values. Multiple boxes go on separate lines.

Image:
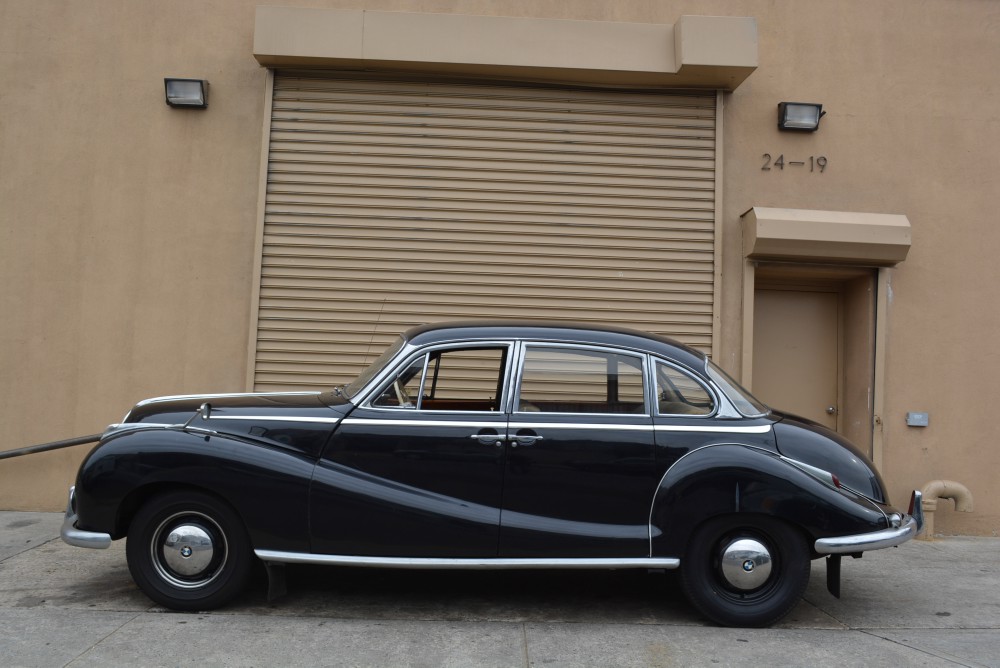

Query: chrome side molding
left=255, top=550, right=680, bottom=570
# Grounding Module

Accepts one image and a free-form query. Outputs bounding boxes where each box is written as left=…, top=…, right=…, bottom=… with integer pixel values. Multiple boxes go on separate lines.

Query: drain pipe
left=918, top=480, right=974, bottom=539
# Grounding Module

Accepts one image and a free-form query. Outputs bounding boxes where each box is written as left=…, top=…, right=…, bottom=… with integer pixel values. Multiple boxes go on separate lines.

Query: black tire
left=679, top=515, right=810, bottom=627
left=126, top=490, right=252, bottom=611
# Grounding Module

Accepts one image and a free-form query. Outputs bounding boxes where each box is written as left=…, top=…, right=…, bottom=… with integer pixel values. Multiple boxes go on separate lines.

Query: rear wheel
left=126, top=491, right=252, bottom=611
left=680, top=515, right=810, bottom=627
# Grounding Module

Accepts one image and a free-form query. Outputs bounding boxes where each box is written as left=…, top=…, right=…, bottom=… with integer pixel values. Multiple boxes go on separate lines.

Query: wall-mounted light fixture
left=165, top=78, right=209, bottom=108
left=777, top=102, right=824, bottom=131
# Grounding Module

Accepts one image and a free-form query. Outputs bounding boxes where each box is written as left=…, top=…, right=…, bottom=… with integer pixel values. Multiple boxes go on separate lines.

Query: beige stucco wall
left=1, top=0, right=998, bottom=536
left=718, top=0, right=1000, bottom=536
left=0, top=0, right=268, bottom=507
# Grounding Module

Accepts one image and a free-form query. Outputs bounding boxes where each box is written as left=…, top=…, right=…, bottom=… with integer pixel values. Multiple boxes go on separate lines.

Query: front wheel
left=126, top=491, right=252, bottom=611
left=680, top=515, right=810, bottom=627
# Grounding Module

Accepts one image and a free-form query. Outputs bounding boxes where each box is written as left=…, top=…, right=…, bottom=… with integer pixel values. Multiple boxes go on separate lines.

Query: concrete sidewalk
left=1, top=511, right=998, bottom=667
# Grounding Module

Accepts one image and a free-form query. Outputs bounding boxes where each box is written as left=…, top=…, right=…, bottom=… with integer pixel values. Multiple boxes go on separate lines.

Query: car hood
left=108, top=391, right=351, bottom=459
left=124, top=391, right=339, bottom=424
left=771, top=410, right=888, bottom=504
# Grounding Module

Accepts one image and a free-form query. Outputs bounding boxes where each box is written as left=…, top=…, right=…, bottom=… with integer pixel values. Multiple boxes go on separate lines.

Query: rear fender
left=649, top=443, right=887, bottom=558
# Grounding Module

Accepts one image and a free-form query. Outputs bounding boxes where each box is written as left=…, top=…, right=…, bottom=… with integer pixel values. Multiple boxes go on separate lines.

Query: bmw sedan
left=61, top=321, right=922, bottom=626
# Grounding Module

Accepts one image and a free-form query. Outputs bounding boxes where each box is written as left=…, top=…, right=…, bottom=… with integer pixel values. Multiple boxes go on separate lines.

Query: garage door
left=252, top=71, right=718, bottom=391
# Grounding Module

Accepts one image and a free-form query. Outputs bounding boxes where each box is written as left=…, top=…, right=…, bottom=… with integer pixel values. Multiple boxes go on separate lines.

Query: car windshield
left=343, top=336, right=406, bottom=400
left=705, top=360, right=769, bottom=418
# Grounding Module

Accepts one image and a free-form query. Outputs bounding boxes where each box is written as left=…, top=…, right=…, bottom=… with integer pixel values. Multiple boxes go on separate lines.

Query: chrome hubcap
left=163, top=524, right=214, bottom=576
left=720, top=538, right=772, bottom=590
left=151, top=512, right=227, bottom=589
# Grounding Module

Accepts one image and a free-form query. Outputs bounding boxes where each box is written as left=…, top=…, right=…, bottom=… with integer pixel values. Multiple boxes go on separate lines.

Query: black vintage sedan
left=62, top=321, right=922, bottom=626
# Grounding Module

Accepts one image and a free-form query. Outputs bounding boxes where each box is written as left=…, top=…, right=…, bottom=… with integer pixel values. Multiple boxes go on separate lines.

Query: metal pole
left=0, top=434, right=101, bottom=461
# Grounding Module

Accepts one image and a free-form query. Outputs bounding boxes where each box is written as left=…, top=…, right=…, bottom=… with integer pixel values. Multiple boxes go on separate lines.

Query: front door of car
left=309, top=343, right=512, bottom=557
left=498, top=344, right=657, bottom=558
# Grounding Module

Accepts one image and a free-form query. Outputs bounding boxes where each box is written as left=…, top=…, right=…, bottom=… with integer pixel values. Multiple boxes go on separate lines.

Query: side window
left=655, top=361, right=715, bottom=416
left=371, top=356, right=424, bottom=409
left=372, top=347, right=508, bottom=412
left=518, top=347, right=645, bottom=414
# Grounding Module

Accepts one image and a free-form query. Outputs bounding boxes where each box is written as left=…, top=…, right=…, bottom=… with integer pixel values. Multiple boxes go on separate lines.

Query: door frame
left=741, top=261, right=890, bottom=471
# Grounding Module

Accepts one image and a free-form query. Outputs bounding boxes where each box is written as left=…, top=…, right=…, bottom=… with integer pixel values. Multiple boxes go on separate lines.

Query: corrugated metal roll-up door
left=253, top=71, right=718, bottom=392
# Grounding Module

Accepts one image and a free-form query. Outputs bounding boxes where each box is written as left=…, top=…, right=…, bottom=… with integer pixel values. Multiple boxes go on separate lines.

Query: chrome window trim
left=505, top=340, right=526, bottom=412
left=254, top=550, right=680, bottom=570
left=356, top=340, right=515, bottom=411
left=343, top=335, right=408, bottom=400
left=511, top=411, right=653, bottom=418
left=342, top=418, right=770, bottom=434
left=651, top=358, right=721, bottom=419
left=353, top=336, right=720, bottom=419
left=704, top=360, right=769, bottom=418
left=341, top=418, right=509, bottom=429
left=508, top=422, right=654, bottom=431
left=514, top=341, right=650, bottom=416
left=370, top=354, right=426, bottom=411
left=350, top=340, right=421, bottom=406
left=357, top=408, right=508, bottom=417
left=415, top=352, right=431, bottom=409
left=118, top=417, right=768, bottom=433
left=703, top=382, right=744, bottom=419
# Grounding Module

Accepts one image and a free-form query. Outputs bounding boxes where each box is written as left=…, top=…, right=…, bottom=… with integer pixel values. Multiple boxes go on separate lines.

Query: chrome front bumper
left=815, top=489, right=925, bottom=555
left=60, top=486, right=111, bottom=549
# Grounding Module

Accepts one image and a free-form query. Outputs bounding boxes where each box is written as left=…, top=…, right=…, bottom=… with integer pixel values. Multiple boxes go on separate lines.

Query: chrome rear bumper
left=815, top=490, right=924, bottom=555
left=60, top=486, right=111, bottom=549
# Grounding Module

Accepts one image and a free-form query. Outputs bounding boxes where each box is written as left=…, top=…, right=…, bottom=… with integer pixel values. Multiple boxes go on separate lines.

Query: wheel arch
left=114, top=482, right=248, bottom=542
left=650, top=443, right=887, bottom=558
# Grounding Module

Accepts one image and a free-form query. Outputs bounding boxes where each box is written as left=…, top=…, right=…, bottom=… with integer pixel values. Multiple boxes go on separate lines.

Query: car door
left=310, top=343, right=512, bottom=557
left=498, top=343, right=657, bottom=558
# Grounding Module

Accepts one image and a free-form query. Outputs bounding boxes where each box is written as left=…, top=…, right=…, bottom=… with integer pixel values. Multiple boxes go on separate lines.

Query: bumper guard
left=60, top=486, right=112, bottom=549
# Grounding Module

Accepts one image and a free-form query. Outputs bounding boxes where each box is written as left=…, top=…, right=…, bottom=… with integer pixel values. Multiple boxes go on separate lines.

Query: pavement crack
left=859, top=628, right=979, bottom=667
left=521, top=622, right=531, bottom=668
left=62, top=611, right=143, bottom=668
left=0, top=534, right=63, bottom=564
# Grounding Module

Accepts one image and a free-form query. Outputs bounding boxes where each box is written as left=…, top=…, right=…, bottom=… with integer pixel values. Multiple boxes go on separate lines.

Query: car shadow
left=232, top=564, right=701, bottom=625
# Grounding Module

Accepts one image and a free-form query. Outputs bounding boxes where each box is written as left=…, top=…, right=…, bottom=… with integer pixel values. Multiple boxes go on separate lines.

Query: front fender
left=649, top=444, right=887, bottom=558
left=75, top=427, right=316, bottom=552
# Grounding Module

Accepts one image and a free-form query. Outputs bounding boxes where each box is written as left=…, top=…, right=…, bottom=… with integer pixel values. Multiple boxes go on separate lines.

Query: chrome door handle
left=469, top=434, right=504, bottom=447
left=826, top=406, right=837, bottom=415
left=511, top=434, right=543, bottom=447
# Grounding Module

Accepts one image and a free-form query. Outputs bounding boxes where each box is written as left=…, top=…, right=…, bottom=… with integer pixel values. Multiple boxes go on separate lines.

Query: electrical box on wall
left=906, top=412, right=929, bottom=427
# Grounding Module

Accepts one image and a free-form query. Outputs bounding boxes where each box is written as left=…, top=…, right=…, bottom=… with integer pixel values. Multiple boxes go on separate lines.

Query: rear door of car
left=498, top=342, right=657, bottom=558
left=309, top=342, right=513, bottom=557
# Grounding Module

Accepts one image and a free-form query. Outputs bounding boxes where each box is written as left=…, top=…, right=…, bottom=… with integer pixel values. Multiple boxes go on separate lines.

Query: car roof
left=402, top=320, right=708, bottom=369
